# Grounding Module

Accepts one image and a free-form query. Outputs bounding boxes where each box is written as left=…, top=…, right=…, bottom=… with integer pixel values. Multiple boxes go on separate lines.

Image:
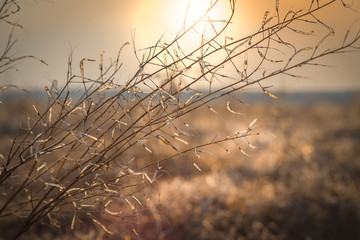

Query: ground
left=1, top=93, right=360, bottom=239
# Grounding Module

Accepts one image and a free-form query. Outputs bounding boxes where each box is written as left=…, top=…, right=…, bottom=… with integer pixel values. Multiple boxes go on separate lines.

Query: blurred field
left=1, top=92, right=360, bottom=240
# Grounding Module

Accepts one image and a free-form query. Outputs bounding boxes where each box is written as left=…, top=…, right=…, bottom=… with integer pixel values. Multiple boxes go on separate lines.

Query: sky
left=1, top=0, right=360, bottom=92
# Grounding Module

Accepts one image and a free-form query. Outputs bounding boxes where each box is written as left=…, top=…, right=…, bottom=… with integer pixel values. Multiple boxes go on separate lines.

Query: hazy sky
left=1, top=0, right=360, bottom=92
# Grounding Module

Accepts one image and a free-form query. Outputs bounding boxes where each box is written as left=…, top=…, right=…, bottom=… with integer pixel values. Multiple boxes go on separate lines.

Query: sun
left=175, top=0, right=226, bottom=33
left=183, top=0, right=215, bottom=29
left=134, top=0, right=227, bottom=47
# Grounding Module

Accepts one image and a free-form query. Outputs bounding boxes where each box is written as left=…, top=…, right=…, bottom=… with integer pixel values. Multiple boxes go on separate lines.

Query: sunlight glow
left=175, top=0, right=229, bottom=35
left=135, top=0, right=229, bottom=51
left=183, top=0, right=216, bottom=31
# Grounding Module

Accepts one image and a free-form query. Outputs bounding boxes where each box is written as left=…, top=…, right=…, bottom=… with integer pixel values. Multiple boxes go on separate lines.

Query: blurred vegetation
left=141, top=98, right=360, bottom=240
left=1, top=96, right=359, bottom=239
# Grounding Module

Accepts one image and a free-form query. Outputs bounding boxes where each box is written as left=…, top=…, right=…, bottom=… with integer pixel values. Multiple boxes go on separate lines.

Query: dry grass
left=140, top=98, right=360, bottom=240
left=2, top=97, right=359, bottom=239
